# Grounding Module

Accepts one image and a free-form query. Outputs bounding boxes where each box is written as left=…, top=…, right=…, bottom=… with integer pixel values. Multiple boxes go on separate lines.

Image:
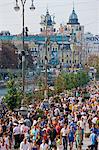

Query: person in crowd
left=40, top=139, right=48, bottom=150
left=68, top=126, right=75, bottom=150
left=30, top=122, right=39, bottom=141
left=75, top=125, right=82, bottom=150
left=13, top=122, right=20, bottom=149
left=20, top=138, right=30, bottom=150
left=0, top=138, right=9, bottom=150
left=0, top=81, right=99, bottom=150
left=88, top=130, right=98, bottom=150
left=77, top=117, right=85, bottom=143
left=31, top=140, right=38, bottom=150
left=61, top=124, right=68, bottom=150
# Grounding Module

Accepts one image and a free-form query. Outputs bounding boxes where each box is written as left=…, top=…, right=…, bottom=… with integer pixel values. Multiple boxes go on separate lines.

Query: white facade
left=84, top=32, right=99, bottom=57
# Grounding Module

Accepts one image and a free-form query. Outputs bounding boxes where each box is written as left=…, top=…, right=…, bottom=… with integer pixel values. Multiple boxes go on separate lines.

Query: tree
left=4, top=79, right=22, bottom=110
left=87, top=55, right=99, bottom=78
left=54, top=71, right=89, bottom=94
left=54, top=74, right=65, bottom=93
left=0, top=74, right=3, bottom=80
left=1, top=41, right=18, bottom=69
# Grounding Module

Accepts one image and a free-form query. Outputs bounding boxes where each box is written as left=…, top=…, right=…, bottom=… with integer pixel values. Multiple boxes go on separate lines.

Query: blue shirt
left=69, top=122, right=77, bottom=131
left=90, top=133, right=97, bottom=145
left=90, top=128, right=99, bottom=135
left=32, top=129, right=39, bottom=140
left=68, top=130, right=75, bottom=142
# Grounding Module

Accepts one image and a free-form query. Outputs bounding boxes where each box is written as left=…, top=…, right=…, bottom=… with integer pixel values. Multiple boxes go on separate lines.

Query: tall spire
left=68, top=1, right=79, bottom=25
left=46, top=5, right=49, bottom=14
left=73, top=0, right=75, bottom=10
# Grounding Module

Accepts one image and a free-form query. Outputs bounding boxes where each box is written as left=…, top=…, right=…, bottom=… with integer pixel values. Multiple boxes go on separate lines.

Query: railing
left=0, top=69, right=21, bottom=73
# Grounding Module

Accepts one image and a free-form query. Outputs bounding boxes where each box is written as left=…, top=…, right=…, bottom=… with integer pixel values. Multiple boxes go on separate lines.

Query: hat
left=33, top=120, right=37, bottom=126
left=14, top=120, right=19, bottom=124
left=13, top=122, right=18, bottom=126
left=38, top=117, right=41, bottom=121
left=42, top=128, right=46, bottom=131
left=18, top=118, right=24, bottom=124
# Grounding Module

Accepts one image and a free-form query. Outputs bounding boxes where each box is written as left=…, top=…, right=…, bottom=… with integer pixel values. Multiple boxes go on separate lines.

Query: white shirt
left=0, top=145, right=6, bottom=150
left=82, top=115, right=87, bottom=124
left=54, top=108, right=60, bottom=116
left=40, top=143, right=48, bottom=150
left=92, top=117, right=98, bottom=124
left=77, top=120, right=85, bottom=129
left=5, top=137, right=9, bottom=146
left=61, top=127, right=68, bottom=136
left=78, top=97, right=82, bottom=103
left=20, top=124, right=25, bottom=134
left=20, top=141, right=30, bottom=150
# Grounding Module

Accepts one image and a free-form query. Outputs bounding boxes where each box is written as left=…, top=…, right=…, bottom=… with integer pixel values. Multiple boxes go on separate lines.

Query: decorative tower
left=67, top=7, right=84, bottom=68
left=59, top=5, right=84, bottom=69
left=59, top=6, right=84, bottom=42
left=40, top=9, right=56, bottom=35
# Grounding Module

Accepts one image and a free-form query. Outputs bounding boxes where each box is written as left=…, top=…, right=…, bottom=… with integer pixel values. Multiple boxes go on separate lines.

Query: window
left=79, top=27, right=81, bottom=31
left=76, top=26, right=79, bottom=31
left=48, top=47, right=50, bottom=51
left=65, top=27, right=67, bottom=31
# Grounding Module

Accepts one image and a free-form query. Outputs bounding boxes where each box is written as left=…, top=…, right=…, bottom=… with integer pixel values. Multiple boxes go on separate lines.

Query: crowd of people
left=0, top=81, right=99, bottom=150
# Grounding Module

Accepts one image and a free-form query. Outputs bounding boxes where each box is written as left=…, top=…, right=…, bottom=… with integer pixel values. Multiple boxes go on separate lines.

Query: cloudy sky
left=0, top=0, right=99, bottom=35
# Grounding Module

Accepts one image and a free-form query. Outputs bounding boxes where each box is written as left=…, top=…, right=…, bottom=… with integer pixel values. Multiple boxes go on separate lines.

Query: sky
left=0, top=0, right=99, bottom=35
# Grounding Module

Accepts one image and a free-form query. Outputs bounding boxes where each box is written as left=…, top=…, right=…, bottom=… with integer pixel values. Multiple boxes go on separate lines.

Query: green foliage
left=55, top=71, right=89, bottom=94
left=0, top=74, right=3, bottom=80
left=48, top=89, right=55, bottom=97
left=32, top=90, right=44, bottom=101
left=87, top=55, right=99, bottom=79
left=24, top=92, right=33, bottom=105
left=4, top=79, right=22, bottom=110
left=36, top=108, right=44, bottom=119
left=54, top=74, right=65, bottom=93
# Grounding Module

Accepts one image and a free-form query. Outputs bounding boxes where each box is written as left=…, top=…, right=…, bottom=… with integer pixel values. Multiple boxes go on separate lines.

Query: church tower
left=40, top=9, right=56, bottom=36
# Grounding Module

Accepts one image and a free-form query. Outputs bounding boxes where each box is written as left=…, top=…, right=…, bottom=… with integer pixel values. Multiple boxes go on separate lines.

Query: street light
left=14, top=0, right=35, bottom=114
left=61, top=34, right=64, bottom=71
left=70, top=29, right=76, bottom=72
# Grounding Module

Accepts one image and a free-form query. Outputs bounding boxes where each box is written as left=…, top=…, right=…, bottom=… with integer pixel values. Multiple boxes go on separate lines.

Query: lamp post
left=14, top=0, right=35, bottom=113
left=61, top=34, right=64, bottom=71
left=71, top=29, right=76, bottom=72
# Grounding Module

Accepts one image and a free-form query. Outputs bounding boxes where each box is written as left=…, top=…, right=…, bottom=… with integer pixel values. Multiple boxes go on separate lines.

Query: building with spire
left=59, top=7, right=84, bottom=40
left=40, top=9, right=56, bottom=36
left=59, top=7, right=85, bottom=69
left=0, top=7, right=85, bottom=72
